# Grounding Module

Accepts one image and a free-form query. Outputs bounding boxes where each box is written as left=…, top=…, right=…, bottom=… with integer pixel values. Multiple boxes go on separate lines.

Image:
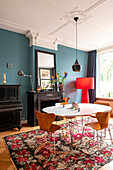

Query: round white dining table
left=43, top=103, right=111, bottom=151
left=43, top=103, right=111, bottom=118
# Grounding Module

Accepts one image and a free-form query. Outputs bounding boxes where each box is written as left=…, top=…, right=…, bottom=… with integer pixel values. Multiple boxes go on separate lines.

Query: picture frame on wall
left=40, top=69, right=50, bottom=79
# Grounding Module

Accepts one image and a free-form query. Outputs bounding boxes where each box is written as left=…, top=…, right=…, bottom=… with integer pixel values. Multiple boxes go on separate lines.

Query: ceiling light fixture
left=72, top=17, right=82, bottom=72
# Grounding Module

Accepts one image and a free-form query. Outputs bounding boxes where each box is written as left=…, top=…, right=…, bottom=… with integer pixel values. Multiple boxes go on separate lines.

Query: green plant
left=50, top=71, right=68, bottom=86
left=55, top=71, right=68, bottom=84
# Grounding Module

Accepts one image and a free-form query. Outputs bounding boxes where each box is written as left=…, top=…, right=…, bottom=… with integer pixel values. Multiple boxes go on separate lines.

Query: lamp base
left=81, top=89, right=89, bottom=103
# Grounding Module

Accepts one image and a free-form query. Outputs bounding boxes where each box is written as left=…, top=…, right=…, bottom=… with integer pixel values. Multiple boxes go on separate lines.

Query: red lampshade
left=76, top=77, right=94, bottom=103
left=76, top=77, right=94, bottom=89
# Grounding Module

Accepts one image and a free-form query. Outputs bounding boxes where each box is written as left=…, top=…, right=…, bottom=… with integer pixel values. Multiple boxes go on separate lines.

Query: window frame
left=96, top=48, right=113, bottom=99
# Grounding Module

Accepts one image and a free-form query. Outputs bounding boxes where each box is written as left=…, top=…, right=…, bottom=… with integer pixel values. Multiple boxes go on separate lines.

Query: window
left=97, top=49, right=113, bottom=98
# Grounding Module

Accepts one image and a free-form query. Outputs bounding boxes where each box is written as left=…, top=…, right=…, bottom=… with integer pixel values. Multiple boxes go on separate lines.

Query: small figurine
left=37, top=85, right=41, bottom=92
left=2, top=73, right=6, bottom=85
left=72, top=101, right=78, bottom=110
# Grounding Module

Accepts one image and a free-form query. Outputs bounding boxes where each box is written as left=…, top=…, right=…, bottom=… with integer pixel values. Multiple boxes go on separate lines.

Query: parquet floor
left=0, top=118, right=113, bottom=170
left=0, top=124, right=41, bottom=170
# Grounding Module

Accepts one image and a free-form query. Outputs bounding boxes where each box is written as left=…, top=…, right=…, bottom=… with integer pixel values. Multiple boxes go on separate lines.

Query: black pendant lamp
left=72, top=17, right=82, bottom=72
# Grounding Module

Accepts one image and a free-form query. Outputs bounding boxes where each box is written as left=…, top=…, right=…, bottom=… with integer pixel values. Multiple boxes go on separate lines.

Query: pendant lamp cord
left=76, top=20, right=77, bottom=60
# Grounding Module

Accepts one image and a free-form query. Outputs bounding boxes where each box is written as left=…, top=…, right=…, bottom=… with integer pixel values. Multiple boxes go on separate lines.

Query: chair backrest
left=94, top=101, right=112, bottom=115
left=35, top=111, right=56, bottom=132
left=96, top=111, right=111, bottom=129
left=63, top=97, right=70, bottom=102
left=94, top=101, right=110, bottom=106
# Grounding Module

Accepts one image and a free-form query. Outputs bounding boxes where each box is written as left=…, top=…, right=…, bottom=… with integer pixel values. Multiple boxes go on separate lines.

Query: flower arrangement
left=50, top=75, right=55, bottom=85
left=50, top=71, right=68, bottom=85
left=55, top=71, right=68, bottom=84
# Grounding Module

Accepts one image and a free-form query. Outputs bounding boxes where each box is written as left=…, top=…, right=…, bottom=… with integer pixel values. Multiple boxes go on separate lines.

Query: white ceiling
left=0, top=0, right=113, bottom=51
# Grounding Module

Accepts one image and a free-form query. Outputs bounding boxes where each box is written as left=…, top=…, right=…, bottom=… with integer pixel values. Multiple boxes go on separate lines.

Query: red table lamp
left=76, top=77, right=94, bottom=103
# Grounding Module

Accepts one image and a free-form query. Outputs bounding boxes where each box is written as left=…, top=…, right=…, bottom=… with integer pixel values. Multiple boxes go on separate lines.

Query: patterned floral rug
left=4, top=119, right=113, bottom=170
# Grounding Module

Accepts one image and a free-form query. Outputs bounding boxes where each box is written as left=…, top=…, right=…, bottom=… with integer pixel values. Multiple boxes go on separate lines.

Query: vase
left=59, top=82, right=64, bottom=91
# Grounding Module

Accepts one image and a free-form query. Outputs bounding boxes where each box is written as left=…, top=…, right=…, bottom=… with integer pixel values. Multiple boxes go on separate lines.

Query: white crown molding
left=0, top=17, right=90, bottom=51
left=0, top=18, right=99, bottom=52
left=26, top=31, right=60, bottom=50
left=0, top=18, right=43, bottom=35
left=25, top=30, right=89, bottom=51
left=26, top=31, right=39, bottom=47
left=0, top=18, right=30, bottom=34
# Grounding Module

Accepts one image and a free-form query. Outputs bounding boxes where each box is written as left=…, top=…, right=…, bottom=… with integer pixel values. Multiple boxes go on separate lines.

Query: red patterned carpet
left=4, top=119, right=113, bottom=170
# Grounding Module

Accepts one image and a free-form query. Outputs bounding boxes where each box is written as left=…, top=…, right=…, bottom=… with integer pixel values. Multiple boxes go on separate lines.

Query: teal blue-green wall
left=30, top=45, right=88, bottom=103
left=0, top=29, right=30, bottom=119
left=57, top=45, right=88, bottom=103
left=0, top=28, right=88, bottom=119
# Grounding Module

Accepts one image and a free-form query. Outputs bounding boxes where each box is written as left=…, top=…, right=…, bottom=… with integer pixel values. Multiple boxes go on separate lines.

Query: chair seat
left=60, top=102, right=69, bottom=105
left=49, top=124, right=61, bottom=133
left=86, top=122, right=101, bottom=130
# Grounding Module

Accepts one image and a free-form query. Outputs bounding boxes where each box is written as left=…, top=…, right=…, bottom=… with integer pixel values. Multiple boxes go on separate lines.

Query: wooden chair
left=91, top=102, right=111, bottom=118
left=35, top=110, right=61, bottom=153
left=63, top=97, right=70, bottom=102
left=90, top=102, right=112, bottom=135
left=81, top=111, right=113, bottom=148
left=86, top=102, right=111, bottom=122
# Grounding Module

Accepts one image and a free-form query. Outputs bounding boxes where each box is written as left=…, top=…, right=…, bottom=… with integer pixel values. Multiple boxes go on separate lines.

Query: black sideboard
left=27, top=91, right=63, bottom=126
left=0, top=85, right=23, bottom=131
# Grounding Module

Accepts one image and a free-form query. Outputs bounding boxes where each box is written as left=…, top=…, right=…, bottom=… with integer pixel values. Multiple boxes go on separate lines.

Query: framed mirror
left=35, top=50, right=56, bottom=90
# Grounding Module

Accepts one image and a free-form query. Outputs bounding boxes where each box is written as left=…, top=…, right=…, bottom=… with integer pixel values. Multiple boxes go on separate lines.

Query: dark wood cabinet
left=0, top=85, right=23, bottom=132
left=27, top=91, right=63, bottom=126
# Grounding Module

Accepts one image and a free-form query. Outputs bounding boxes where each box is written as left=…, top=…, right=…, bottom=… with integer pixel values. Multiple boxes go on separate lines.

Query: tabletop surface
left=42, top=103, right=111, bottom=117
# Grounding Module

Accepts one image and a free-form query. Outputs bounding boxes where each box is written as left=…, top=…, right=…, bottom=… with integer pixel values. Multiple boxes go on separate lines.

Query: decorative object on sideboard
left=76, top=77, right=94, bottom=103
left=72, top=17, right=82, bottom=72
left=51, top=71, right=68, bottom=91
left=2, top=73, right=6, bottom=85
left=72, top=101, right=78, bottom=110
left=58, top=82, right=64, bottom=91
left=17, top=70, right=34, bottom=91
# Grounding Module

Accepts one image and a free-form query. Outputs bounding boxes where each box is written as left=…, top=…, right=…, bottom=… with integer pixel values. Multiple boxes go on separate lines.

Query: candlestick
left=3, top=74, right=6, bottom=79
left=2, top=73, right=6, bottom=85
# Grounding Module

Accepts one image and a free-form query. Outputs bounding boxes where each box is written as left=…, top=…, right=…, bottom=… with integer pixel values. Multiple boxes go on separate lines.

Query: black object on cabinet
left=0, top=85, right=23, bottom=132
left=27, top=91, right=63, bottom=126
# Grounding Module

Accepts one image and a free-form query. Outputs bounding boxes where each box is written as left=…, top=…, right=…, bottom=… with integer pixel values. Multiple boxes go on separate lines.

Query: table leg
left=70, top=117, right=73, bottom=151
left=81, top=116, right=83, bottom=129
